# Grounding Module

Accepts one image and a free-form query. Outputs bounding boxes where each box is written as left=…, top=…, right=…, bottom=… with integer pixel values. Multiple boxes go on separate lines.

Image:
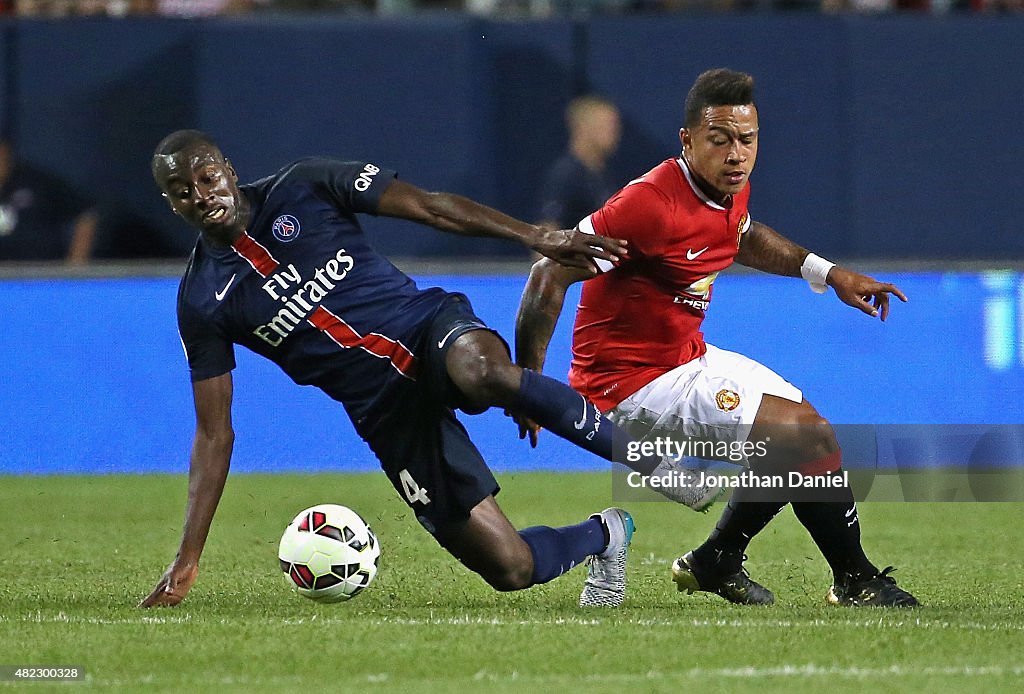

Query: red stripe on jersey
left=308, top=306, right=418, bottom=380
left=232, top=232, right=280, bottom=277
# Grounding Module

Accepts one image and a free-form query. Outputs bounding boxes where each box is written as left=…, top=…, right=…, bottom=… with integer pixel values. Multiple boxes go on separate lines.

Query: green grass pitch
left=1, top=472, right=1022, bottom=692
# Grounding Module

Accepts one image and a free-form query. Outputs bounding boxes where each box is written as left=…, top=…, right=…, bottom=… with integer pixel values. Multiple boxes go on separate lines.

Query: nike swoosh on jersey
left=686, top=247, right=709, bottom=260
left=437, top=326, right=462, bottom=349
left=215, top=273, right=237, bottom=301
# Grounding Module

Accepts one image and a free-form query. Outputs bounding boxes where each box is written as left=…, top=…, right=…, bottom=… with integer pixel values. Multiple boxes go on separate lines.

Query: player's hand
left=516, top=414, right=542, bottom=448
left=530, top=228, right=626, bottom=273
left=139, top=560, right=199, bottom=608
left=504, top=409, right=542, bottom=448
left=827, top=267, right=908, bottom=321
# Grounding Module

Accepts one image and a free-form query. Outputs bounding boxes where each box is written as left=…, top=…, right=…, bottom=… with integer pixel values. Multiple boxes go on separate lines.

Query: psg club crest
left=272, top=214, right=301, bottom=243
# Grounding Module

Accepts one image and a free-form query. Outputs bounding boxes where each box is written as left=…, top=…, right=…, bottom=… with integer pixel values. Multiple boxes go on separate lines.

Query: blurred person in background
left=154, top=0, right=251, bottom=15
left=14, top=0, right=252, bottom=16
left=256, top=0, right=375, bottom=10
left=0, top=138, right=98, bottom=264
left=538, top=95, right=622, bottom=231
left=15, top=0, right=148, bottom=14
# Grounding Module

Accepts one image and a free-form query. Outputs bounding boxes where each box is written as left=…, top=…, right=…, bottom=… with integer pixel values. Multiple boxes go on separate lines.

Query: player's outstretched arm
left=737, top=221, right=907, bottom=321
left=735, top=220, right=809, bottom=278
left=376, top=179, right=626, bottom=271
left=140, top=373, right=235, bottom=608
left=512, top=258, right=592, bottom=446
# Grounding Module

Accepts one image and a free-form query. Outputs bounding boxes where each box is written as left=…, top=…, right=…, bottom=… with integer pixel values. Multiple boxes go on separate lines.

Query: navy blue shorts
left=364, top=294, right=507, bottom=535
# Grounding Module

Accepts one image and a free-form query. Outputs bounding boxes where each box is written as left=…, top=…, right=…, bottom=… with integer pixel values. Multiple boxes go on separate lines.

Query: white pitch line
left=62, top=665, right=1024, bottom=688
left=468, top=664, right=1024, bottom=682
left=2, top=611, right=195, bottom=625
left=363, top=615, right=1024, bottom=633
left=6, top=612, right=1024, bottom=634
left=684, top=664, right=1024, bottom=679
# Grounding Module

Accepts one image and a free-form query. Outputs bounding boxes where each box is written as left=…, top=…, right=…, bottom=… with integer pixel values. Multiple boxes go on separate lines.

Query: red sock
left=796, top=450, right=842, bottom=476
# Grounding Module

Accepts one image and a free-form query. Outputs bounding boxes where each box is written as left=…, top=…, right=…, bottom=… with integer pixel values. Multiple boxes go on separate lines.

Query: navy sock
left=519, top=518, right=606, bottom=586
left=513, top=369, right=660, bottom=474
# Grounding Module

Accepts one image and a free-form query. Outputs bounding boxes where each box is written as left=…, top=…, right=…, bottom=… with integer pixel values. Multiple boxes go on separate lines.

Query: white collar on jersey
left=676, top=155, right=729, bottom=211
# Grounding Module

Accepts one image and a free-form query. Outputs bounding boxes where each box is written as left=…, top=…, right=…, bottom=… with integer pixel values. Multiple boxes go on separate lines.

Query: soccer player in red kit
left=516, top=69, right=919, bottom=607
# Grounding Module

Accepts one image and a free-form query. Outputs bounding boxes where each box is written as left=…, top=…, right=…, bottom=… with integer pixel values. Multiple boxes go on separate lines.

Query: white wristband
left=800, top=253, right=835, bottom=294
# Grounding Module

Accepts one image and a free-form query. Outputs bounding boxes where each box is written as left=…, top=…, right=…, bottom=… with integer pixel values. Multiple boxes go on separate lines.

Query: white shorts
left=605, top=344, right=802, bottom=462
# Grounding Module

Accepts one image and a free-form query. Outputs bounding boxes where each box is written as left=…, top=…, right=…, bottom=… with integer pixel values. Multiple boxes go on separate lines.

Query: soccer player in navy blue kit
left=140, top=130, right=716, bottom=610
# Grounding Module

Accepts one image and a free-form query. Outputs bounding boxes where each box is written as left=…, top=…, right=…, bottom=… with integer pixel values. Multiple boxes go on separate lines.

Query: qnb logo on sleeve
left=354, top=164, right=381, bottom=192
left=272, top=214, right=301, bottom=243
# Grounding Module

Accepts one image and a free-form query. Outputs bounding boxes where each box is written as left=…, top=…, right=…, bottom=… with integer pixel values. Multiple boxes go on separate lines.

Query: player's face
left=680, top=104, right=758, bottom=200
left=156, top=144, right=246, bottom=236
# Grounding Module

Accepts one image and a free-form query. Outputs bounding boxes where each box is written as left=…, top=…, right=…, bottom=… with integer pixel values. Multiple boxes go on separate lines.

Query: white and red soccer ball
left=278, top=504, right=380, bottom=603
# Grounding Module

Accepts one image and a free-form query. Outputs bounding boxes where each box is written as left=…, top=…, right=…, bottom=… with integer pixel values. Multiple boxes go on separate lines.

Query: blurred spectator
left=538, top=94, right=622, bottom=231
left=155, top=0, right=252, bottom=15
left=6, top=0, right=1022, bottom=13
left=820, top=0, right=892, bottom=10
left=260, top=0, right=375, bottom=10
left=0, top=139, right=98, bottom=264
left=971, top=0, right=1023, bottom=9
left=467, top=0, right=630, bottom=15
left=13, top=0, right=252, bottom=15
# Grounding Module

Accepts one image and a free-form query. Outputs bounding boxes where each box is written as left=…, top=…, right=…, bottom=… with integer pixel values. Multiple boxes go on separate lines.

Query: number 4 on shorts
left=398, top=468, right=431, bottom=505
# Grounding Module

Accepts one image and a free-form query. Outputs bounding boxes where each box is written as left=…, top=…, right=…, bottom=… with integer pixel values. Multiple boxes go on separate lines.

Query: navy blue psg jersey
left=176, top=158, right=451, bottom=433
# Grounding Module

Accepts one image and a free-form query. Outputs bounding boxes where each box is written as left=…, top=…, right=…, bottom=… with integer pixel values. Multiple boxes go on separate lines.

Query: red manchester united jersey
left=569, top=156, right=752, bottom=411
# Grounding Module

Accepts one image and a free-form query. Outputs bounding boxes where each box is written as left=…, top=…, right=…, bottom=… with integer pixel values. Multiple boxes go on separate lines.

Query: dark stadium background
left=1, top=13, right=1022, bottom=476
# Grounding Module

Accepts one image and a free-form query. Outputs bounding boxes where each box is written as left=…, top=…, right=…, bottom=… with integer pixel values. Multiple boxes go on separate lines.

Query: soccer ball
left=278, top=504, right=380, bottom=603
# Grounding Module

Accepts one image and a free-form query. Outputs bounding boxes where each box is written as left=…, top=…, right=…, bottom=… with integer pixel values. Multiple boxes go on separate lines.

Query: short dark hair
left=151, top=129, right=221, bottom=180
left=153, top=129, right=218, bottom=159
left=684, top=69, right=755, bottom=128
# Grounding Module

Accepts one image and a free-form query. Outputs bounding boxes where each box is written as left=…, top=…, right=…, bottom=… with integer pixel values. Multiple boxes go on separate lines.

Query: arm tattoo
left=735, top=221, right=810, bottom=277
left=515, top=264, right=568, bottom=372
left=515, top=260, right=590, bottom=371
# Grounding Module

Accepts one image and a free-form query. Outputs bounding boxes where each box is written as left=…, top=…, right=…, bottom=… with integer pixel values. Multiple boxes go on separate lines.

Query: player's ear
left=160, top=192, right=181, bottom=216
left=679, top=127, right=691, bottom=152
left=225, top=158, right=238, bottom=181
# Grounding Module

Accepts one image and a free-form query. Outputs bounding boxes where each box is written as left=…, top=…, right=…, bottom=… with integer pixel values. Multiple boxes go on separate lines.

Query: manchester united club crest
left=272, top=214, right=301, bottom=243
left=715, top=388, right=741, bottom=412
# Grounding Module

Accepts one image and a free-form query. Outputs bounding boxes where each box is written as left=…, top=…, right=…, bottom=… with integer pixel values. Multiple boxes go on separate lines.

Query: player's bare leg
left=444, top=330, right=523, bottom=413
left=675, top=395, right=918, bottom=607
left=445, top=330, right=720, bottom=510
left=435, top=495, right=634, bottom=606
left=434, top=496, right=535, bottom=591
